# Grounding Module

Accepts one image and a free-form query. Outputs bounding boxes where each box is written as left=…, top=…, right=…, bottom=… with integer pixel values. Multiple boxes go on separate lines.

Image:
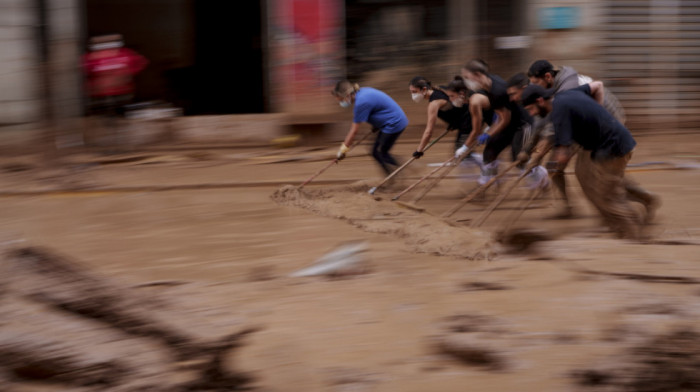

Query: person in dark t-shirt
left=520, top=83, right=660, bottom=239
left=459, top=59, right=533, bottom=185
left=408, top=76, right=477, bottom=163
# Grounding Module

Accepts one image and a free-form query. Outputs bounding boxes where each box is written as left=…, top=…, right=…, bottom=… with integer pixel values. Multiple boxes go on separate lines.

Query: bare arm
left=587, top=81, right=605, bottom=105
left=465, top=94, right=489, bottom=147
left=487, top=106, right=511, bottom=138
left=417, top=99, right=446, bottom=152
left=554, top=145, right=573, bottom=168
left=343, top=122, right=361, bottom=147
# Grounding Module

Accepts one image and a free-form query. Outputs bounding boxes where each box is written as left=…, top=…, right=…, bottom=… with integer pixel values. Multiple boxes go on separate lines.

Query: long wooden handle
left=298, top=159, right=339, bottom=189
left=499, top=182, right=546, bottom=234
left=441, top=159, right=521, bottom=218
left=368, top=129, right=451, bottom=195
left=470, top=165, right=533, bottom=228
left=297, top=129, right=374, bottom=189
left=410, top=154, right=463, bottom=203
left=392, top=145, right=476, bottom=201
left=391, top=156, right=456, bottom=201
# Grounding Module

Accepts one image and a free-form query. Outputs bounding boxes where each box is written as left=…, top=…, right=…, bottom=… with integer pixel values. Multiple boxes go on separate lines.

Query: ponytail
left=333, top=80, right=360, bottom=97
left=444, top=75, right=468, bottom=94
left=409, top=76, right=432, bottom=90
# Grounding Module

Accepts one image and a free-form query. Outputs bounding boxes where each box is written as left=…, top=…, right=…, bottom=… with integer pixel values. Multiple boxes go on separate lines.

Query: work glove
left=336, top=143, right=350, bottom=160
left=454, top=144, right=468, bottom=159
left=477, top=133, right=490, bottom=145
left=412, top=150, right=424, bottom=159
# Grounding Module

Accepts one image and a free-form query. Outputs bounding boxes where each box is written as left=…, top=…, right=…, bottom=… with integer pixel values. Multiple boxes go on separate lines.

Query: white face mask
left=464, top=79, right=481, bottom=91
left=411, top=92, right=424, bottom=103
left=451, top=98, right=464, bottom=107
left=339, top=100, right=350, bottom=108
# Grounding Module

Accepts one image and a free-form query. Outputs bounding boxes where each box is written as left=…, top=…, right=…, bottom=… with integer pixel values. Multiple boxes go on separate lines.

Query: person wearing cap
left=520, top=82, right=658, bottom=239
left=522, top=59, right=632, bottom=218
left=408, top=76, right=477, bottom=162
left=505, top=72, right=549, bottom=190
left=527, top=59, right=626, bottom=124
left=332, top=80, right=409, bottom=175
left=458, top=59, right=533, bottom=185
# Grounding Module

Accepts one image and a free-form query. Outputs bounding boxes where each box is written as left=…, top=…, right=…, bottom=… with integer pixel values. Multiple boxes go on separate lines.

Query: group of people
left=331, top=59, right=660, bottom=240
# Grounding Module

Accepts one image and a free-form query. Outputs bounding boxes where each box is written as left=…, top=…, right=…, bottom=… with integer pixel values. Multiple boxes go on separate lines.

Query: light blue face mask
left=339, top=100, right=351, bottom=108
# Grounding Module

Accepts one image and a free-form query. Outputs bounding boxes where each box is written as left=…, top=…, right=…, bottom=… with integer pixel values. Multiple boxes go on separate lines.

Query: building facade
left=1, top=0, right=698, bottom=141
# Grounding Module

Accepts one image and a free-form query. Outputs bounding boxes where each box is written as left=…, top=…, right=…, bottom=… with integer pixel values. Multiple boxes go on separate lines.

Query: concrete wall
left=0, top=0, right=82, bottom=148
left=48, top=0, right=82, bottom=119
left=0, top=0, right=41, bottom=125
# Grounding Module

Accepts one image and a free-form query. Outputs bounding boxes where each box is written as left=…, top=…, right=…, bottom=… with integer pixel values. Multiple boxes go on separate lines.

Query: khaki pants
left=575, top=151, right=644, bottom=238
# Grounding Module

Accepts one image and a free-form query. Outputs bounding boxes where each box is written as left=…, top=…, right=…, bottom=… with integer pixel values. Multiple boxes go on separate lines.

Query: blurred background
left=1, top=0, right=699, bottom=149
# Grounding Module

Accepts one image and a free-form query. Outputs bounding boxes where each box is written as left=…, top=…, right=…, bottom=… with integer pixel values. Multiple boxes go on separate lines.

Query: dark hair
left=507, top=72, right=530, bottom=89
left=520, top=84, right=553, bottom=106
left=443, top=76, right=469, bottom=94
left=332, top=80, right=360, bottom=97
left=527, top=60, right=556, bottom=78
left=409, top=76, right=432, bottom=90
left=462, top=59, right=489, bottom=75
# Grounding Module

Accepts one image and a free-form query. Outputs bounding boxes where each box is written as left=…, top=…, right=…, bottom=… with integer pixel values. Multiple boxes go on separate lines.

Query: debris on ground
left=571, top=327, right=700, bottom=391
left=0, top=246, right=257, bottom=391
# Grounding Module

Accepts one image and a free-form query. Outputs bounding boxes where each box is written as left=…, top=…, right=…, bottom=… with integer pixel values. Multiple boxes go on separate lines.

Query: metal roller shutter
left=602, top=0, right=700, bottom=131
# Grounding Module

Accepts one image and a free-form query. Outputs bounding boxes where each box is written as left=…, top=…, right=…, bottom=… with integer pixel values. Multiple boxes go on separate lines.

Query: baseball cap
left=527, top=59, right=554, bottom=78
left=520, top=84, right=553, bottom=107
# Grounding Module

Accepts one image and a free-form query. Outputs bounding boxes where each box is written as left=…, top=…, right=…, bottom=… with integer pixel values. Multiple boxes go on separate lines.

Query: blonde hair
left=332, top=80, right=360, bottom=97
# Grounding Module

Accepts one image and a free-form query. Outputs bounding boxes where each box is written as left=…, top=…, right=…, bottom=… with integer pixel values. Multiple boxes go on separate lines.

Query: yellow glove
left=336, top=143, right=350, bottom=160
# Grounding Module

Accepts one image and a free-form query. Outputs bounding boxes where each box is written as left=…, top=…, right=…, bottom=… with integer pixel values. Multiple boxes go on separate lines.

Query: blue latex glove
left=477, top=133, right=490, bottom=145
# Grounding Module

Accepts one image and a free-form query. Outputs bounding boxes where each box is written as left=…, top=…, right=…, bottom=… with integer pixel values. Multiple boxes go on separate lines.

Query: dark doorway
left=190, top=1, right=264, bottom=114
left=83, top=0, right=264, bottom=115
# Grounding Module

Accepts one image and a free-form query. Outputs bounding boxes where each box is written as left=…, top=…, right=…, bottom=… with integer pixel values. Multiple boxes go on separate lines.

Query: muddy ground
left=0, top=131, right=699, bottom=391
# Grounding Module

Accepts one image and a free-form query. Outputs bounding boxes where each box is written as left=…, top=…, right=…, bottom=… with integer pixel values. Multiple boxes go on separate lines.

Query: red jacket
left=82, top=47, right=148, bottom=97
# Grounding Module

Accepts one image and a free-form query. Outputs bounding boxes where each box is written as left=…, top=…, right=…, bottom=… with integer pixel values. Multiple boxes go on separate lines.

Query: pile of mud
left=271, top=183, right=493, bottom=260
left=0, top=246, right=256, bottom=391
left=571, top=327, right=700, bottom=391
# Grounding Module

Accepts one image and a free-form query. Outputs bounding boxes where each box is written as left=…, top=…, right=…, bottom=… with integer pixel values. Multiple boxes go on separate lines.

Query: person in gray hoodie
left=528, top=60, right=626, bottom=124
left=521, top=60, right=629, bottom=218
left=522, top=60, right=657, bottom=222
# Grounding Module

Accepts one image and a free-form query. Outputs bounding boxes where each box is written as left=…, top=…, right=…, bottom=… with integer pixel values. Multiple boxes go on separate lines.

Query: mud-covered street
left=1, top=131, right=700, bottom=391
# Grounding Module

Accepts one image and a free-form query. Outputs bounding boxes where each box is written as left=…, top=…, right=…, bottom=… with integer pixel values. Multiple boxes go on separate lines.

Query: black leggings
left=483, top=127, right=524, bottom=164
left=372, top=130, right=403, bottom=175
left=454, top=128, right=472, bottom=151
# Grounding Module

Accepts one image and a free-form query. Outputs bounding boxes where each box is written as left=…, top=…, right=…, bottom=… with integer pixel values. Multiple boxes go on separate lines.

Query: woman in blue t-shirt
left=332, top=80, right=409, bottom=175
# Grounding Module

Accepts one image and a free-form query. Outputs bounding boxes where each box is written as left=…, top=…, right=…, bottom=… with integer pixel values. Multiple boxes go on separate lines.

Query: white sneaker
left=478, top=174, right=493, bottom=185
left=523, top=165, right=549, bottom=189
left=459, top=152, right=483, bottom=169
left=478, top=160, right=499, bottom=185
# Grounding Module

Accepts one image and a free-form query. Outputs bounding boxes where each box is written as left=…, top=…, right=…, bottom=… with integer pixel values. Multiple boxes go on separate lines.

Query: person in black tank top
left=459, top=59, right=533, bottom=185
left=408, top=77, right=474, bottom=158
